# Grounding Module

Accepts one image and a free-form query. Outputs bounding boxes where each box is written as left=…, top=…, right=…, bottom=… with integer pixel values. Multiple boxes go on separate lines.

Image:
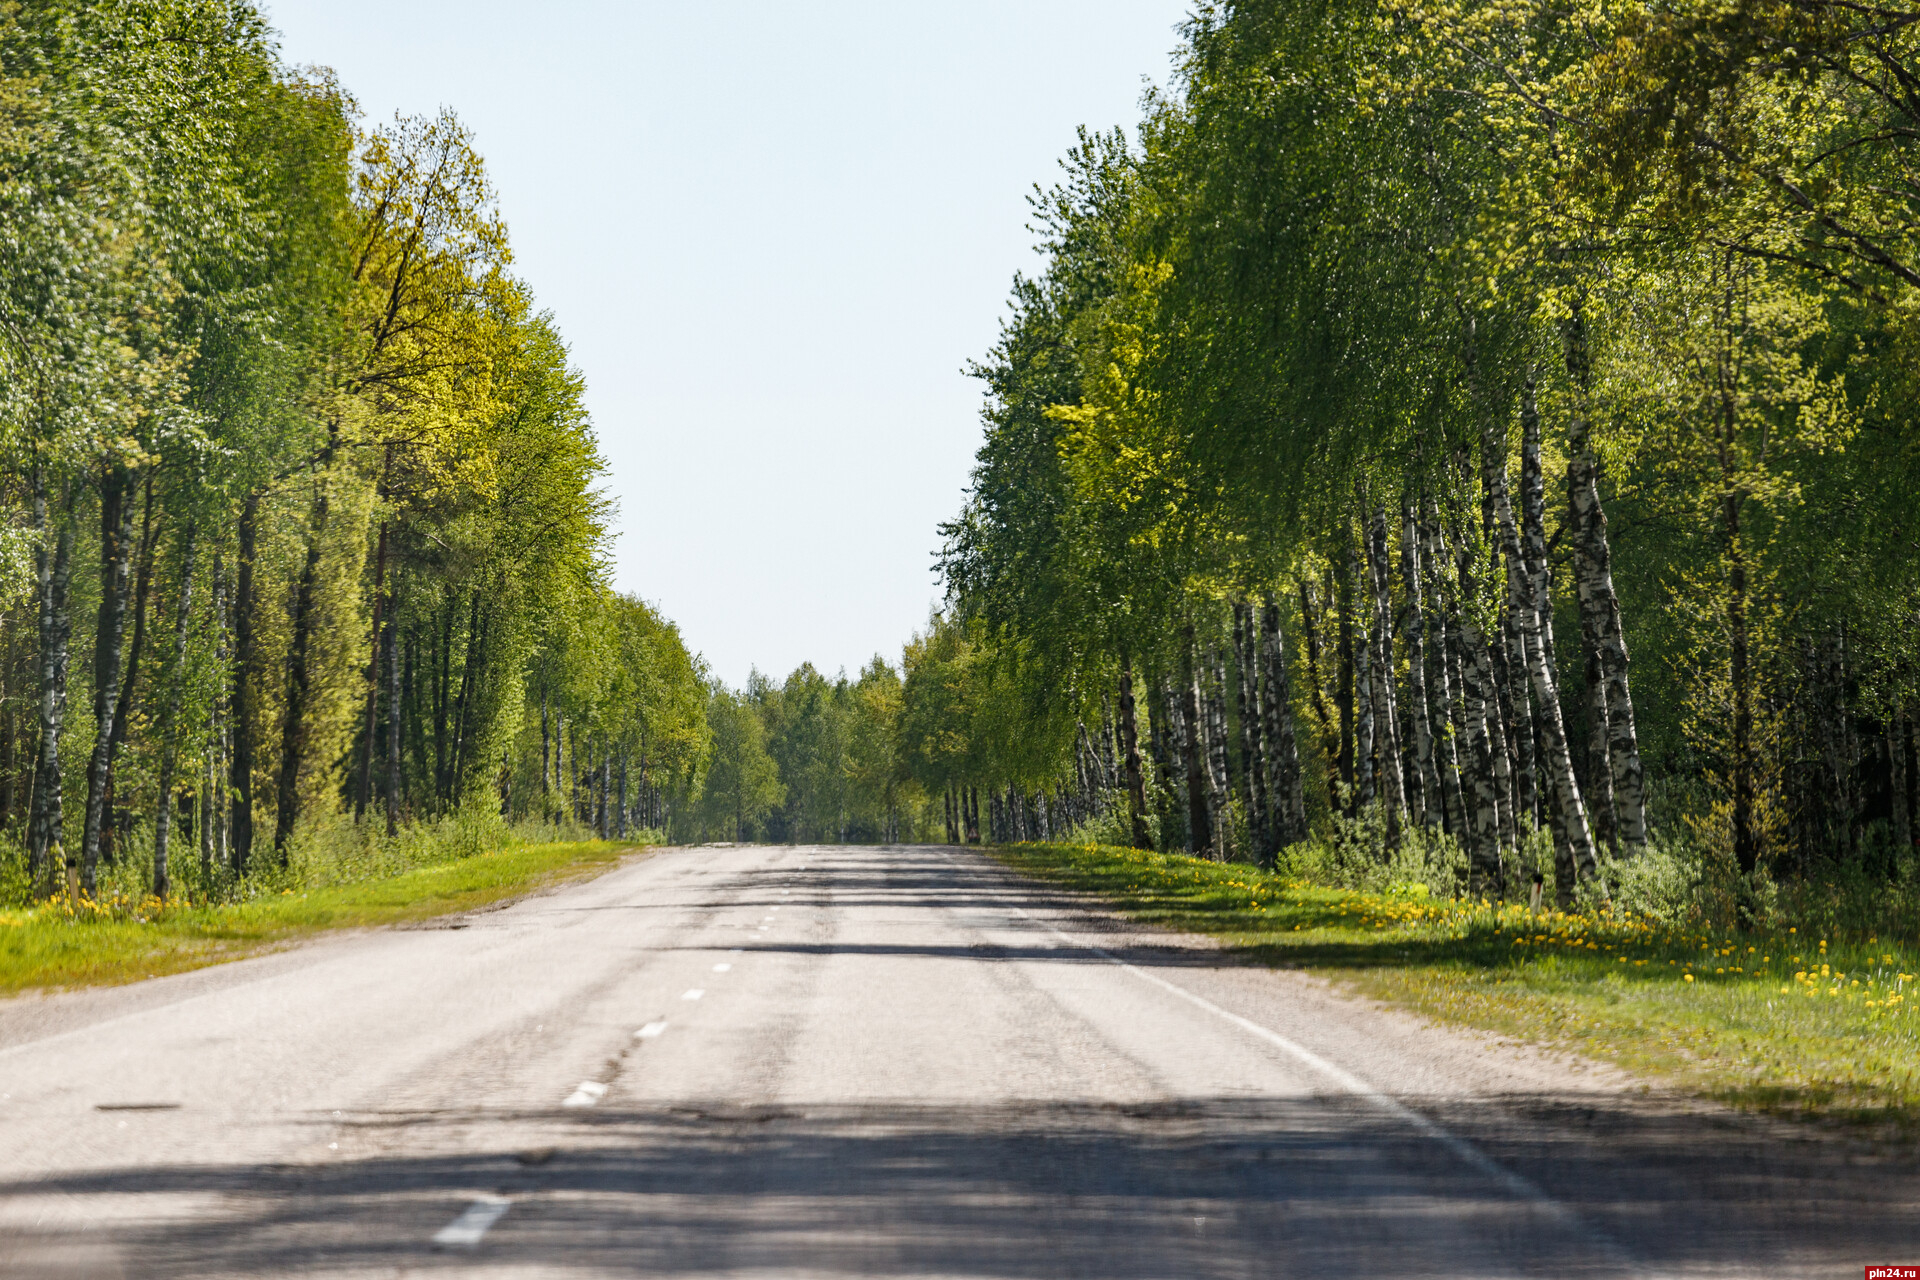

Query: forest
left=0, top=0, right=708, bottom=906
left=916, top=0, right=1920, bottom=929
left=9, top=0, right=1920, bottom=942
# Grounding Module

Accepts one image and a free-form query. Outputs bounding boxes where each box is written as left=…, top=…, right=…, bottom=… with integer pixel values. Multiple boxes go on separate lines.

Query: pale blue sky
left=263, top=1, right=1192, bottom=687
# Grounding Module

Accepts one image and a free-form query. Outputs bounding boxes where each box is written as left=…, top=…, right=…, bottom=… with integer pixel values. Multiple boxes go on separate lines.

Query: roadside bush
left=0, top=802, right=633, bottom=911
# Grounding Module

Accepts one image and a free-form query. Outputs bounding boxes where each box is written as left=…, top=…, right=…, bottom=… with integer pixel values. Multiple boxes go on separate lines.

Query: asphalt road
left=0, top=842, right=1912, bottom=1278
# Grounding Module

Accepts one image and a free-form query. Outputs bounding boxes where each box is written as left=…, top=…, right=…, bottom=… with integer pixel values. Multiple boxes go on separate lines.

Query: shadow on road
left=2, top=1092, right=1908, bottom=1278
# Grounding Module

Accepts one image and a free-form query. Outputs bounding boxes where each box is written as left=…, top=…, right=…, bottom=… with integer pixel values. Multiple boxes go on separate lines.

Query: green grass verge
left=993, top=840, right=1920, bottom=1128
left=0, top=840, right=638, bottom=996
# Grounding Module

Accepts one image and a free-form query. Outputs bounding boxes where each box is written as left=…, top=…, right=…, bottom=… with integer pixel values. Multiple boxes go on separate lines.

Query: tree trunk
left=274, top=488, right=330, bottom=860
left=1434, top=512, right=1506, bottom=893
left=569, top=720, right=581, bottom=823
left=403, top=625, right=422, bottom=815
left=1433, top=596, right=1469, bottom=840
left=1501, top=421, right=1540, bottom=842
left=540, top=689, right=551, bottom=818
left=1399, top=505, right=1442, bottom=829
left=29, top=469, right=75, bottom=890
left=1118, top=655, right=1151, bottom=849
left=1365, top=505, right=1407, bottom=847
left=1727, top=488, right=1757, bottom=877
left=0, top=623, right=13, bottom=833
left=384, top=609, right=400, bottom=837
left=598, top=742, right=610, bottom=838
left=81, top=466, right=138, bottom=894
left=1335, top=559, right=1357, bottom=813
left=1204, top=644, right=1232, bottom=855
left=229, top=492, right=260, bottom=874
left=355, top=520, right=389, bottom=821
left=451, top=598, right=484, bottom=801
left=1484, top=629, right=1520, bottom=855
left=1297, top=579, right=1341, bottom=813
left=1484, top=371, right=1600, bottom=903
left=1421, top=508, right=1468, bottom=839
left=617, top=748, right=628, bottom=839
left=101, top=475, right=157, bottom=866
left=152, top=524, right=197, bottom=899
left=434, top=606, right=453, bottom=804
left=1564, top=304, right=1648, bottom=854
left=1260, top=597, right=1308, bottom=853
left=1151, top=672, right=1183, bottom=849
left=1180, top=623, right=1214, bottom=858
left=1352, top=548, right=1376, bottom=812
left=1232, top=602, right=1268, bottom=860
left=203, top=553, right=226, bottom=879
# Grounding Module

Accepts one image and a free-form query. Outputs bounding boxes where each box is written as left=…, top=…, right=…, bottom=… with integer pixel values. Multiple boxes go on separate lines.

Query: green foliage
left=938, top=0, right=1920, bottom=885
left=697, top=686, right=782, bottom=841
left=0, top=0, right=703, bottom=907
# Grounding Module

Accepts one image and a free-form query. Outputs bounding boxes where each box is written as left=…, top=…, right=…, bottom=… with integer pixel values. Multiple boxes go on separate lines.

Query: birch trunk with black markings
left=1399, top=505, right=1442, bottom=829
left=1335, top=560, right=1357, bottom=812
left=81, top=466, right=138, bottom=893
left=1564, top=305, right=1648, bottom=854
left=229, top=492, right=260, bottom=874
left=1180, top=623, right=1214, bottom=858
left=29, top=469, right=75, bottom=889
left=1298, top=578, right=1341, bottom=814
left=101, top=476, right=156, bottom=866
left=385, top=610, right=400, bottom=837
left=151, top=524, right=197, bottom=898
left=1260, top=597, right=1308, bottom=851
left=1486, top=374, right=1600, bottom=903
left=1233, top=600, right=1269, bottom=859
left=1365, top=506, right=1407, bottom=848
left=1421, top=507, right=1467, bottom=837
left=1206, top=646, right=1232, bottom=846
left=1118, top=656, right=1151, bottom=849
left=1435, top=510, right=1506, bottom=891
left=1350, top=538, right=1376, bottom=811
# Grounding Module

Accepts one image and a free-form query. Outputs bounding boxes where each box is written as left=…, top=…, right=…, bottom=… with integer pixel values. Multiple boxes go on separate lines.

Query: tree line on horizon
left=686, top=620, right=1124, bottom=848
left=0, top=0, right=707, bottom=903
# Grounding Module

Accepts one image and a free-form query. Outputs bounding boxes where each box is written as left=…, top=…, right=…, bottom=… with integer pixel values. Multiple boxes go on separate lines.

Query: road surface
left=0, top=842, right=1911, bottom=1277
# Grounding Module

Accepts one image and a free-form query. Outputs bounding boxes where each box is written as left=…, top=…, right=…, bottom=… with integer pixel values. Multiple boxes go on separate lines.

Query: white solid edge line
left=433, top=1195, right=511, bottom=1247
left=682, top=988, right=704, bottom=1000
left=1030, top=919, right=1646, bottom=1276
left=561, top=1080, right=608, bottom=1107
left=634, top=1021, right=668, bottom=1038
left=925, top=853, right=1647, bottom=1274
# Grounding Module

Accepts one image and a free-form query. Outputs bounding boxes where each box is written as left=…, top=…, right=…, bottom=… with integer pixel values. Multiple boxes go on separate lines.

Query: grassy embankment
left=995, top=840, right=1920, bottom=1127
left=0, top=839, right=637, bottom=996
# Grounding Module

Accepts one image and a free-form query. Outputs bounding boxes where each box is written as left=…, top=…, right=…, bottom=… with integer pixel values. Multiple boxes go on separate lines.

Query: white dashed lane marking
left=561, top=1081, right=607, bottom=1108
left=682, top=989, right=704, bottom=1001
left=712, top=963, right=731, bottom=973
left=433, top=1196, right=511, bottom=1247
left=634, top=1021, right=668, bottom=1039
